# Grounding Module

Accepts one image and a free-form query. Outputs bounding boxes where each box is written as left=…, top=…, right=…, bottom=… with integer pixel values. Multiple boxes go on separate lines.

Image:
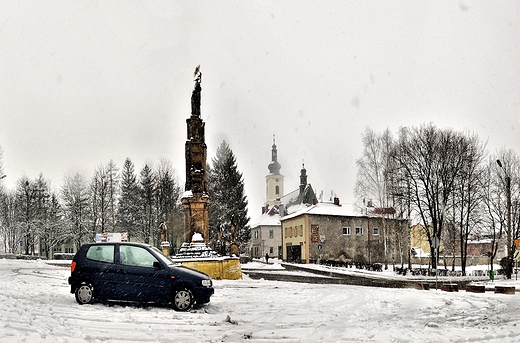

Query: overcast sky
left=1, top=1, right=520, bottom=220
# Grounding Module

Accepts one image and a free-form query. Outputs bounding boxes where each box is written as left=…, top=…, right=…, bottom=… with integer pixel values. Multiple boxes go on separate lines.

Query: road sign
left=318, top=245, right=322, bottom=250
left=514, top=250, right=520, bottom=261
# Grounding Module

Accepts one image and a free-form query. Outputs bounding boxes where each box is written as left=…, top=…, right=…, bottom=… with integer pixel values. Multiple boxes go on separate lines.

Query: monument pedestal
left=172, top=233, right=242, bottom=280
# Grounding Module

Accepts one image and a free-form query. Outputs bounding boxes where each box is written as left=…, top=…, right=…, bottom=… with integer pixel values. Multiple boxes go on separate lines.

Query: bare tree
left=480, top=157, right=506, bottom=276
left=106, top=160, right=120, bottom=230
left=0, top=190, right=19, bottom=254
left=90, top=162, right=119, bottom=235
left=489, top=149, right=520, bottom=278
left=155, top=158, right=182, bottom=250
left=355, top=127, right=394, bottom=268
left=61, top=173, right=91, bottom=250
left=451, top=134, right=487, bottom=275
left=391, top=124, right=470, bottom=269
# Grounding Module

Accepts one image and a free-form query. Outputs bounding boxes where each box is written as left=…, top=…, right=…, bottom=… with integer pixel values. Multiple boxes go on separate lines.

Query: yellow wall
left=181, top=258, right=242, bottom=280
left=282, top=216, right=309, bottom=263
left=410, top=224, right=435, bottom=254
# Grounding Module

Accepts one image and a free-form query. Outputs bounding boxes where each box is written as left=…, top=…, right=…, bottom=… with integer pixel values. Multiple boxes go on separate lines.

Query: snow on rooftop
left=282, top=201, right=365, bottom=220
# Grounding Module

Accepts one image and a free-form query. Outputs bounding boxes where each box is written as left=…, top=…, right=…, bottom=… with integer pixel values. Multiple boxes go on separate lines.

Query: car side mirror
left=153, top=261, right=162, bottom=270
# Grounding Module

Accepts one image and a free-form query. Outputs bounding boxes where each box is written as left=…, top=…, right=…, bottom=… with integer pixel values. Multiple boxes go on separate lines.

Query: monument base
left=178, top=257, right=242, bottom=280
left=172, top=233, right=242, bottom=280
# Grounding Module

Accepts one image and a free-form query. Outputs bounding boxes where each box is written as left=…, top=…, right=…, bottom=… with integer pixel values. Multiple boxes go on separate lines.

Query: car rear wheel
left=75, top=282, right=94, bottom=305
left=172, top=287, right=194, bottom=311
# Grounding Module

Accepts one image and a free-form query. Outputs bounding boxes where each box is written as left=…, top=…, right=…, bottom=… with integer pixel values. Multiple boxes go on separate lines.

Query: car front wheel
left=172, top=287, right=194, bottom=311
left=75, top=282, right=94, bottom=305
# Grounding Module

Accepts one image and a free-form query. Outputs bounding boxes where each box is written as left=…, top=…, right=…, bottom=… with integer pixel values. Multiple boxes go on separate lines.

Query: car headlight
left=202, top=279, right=212, bottom=287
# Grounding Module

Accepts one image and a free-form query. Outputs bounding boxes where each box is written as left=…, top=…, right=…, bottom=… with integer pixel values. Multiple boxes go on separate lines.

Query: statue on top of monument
left=191, top=65, right=202, bottom=117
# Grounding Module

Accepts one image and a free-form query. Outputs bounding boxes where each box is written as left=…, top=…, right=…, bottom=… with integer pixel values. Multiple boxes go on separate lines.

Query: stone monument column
left=181, top=67, right=210, bottom=243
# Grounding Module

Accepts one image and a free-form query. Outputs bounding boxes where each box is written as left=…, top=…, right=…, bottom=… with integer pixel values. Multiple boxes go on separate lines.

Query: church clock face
left=275, top=178, right=279, bottom=182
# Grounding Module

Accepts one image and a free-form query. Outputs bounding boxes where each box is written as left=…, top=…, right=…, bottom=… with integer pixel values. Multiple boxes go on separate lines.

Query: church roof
left=280, top=183, right=316, bottom=215
left=250, top=205, right=282, bottom=228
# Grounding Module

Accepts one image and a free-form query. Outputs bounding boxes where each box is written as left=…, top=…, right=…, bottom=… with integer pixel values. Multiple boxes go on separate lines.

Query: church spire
left=299, top=161, right=308, bottom=194
left=268, top=134, right=281, bottom=174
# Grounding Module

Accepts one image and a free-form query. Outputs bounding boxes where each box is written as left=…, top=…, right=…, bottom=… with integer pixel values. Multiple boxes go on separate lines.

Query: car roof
left=84, top=242, right=154, bottom=248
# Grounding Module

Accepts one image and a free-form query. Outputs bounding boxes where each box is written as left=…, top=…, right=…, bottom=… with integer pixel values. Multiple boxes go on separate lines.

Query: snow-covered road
left=1, top=259, right=520, bottom=342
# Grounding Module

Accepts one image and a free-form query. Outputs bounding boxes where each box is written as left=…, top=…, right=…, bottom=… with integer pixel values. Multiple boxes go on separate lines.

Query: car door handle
left=116, top=269, right=127, bottom=274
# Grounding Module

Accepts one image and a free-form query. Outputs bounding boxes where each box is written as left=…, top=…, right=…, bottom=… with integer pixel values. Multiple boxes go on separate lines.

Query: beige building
left=281, top=200, right=409, bottom=265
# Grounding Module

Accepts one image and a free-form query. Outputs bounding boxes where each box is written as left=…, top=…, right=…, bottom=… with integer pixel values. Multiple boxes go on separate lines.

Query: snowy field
left=1, top=259, right=520, bottom=343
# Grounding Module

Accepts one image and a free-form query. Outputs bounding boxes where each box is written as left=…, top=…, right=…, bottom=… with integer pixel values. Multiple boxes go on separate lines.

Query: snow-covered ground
left=1, top=258, right=520, bottom=343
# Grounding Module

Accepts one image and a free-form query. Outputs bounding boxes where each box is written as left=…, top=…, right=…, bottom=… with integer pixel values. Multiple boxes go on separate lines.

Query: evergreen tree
left=139, top=164, right=156, bottom=244
left=118, top=158, right=140, bottom=238
left=208, top=141, right=250, bottom=255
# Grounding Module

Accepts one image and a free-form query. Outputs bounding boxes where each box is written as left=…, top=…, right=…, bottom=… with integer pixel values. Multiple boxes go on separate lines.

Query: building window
left=342, top=227, right=351, bottom=235
left=254, top=230, right=259, bottom=239
left=275, top=185, right=280, bottom=195
left=269, top=247, right=274, bottom=254
left=285, top=228, right=287, bottom=238
left=356, top=227, right=363, bottom=235
left=289, top=227, right=293, bottom=238
left=269, top=230, right=274, bottom=239
left=299, top=225, right=303, bottom=236
left=373, top=227, right=379, bottom=235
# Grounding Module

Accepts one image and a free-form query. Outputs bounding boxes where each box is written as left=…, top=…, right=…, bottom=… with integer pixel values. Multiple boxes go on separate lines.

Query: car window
left=86, top=245, right=114, bottom=263
left=120, top=245, right=158, bottom=268
left=151, top=246, right=174, bottom=266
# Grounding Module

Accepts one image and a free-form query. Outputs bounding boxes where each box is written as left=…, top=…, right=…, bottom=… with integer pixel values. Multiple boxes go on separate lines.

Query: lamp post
left=496, top=159, right=512, bottom=279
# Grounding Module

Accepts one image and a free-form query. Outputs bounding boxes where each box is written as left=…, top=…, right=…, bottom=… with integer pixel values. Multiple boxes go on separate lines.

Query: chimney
left=333, top=197, right=340, bottom=206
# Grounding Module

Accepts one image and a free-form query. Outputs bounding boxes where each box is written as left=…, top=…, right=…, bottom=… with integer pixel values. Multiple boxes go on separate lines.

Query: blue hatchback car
left=68, top=242, right=214, bottom=311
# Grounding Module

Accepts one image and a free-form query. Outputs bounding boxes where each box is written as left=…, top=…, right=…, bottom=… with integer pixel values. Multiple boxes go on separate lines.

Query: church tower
left=181, top=67, right=210, bottom=243
left=265, top=135, right=284, bottom=207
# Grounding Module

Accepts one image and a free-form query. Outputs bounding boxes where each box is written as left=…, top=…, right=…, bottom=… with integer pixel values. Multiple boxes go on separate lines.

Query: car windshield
left=151, top=246, right=174, bottom=266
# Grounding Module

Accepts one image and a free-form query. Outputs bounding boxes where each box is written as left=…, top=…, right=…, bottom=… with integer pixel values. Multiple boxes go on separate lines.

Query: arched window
left=275, top=185, right=280, bottom=195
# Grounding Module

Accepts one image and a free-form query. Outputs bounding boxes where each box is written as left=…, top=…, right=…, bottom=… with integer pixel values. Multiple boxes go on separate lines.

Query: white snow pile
left=1, top=258, right=520, bottom=342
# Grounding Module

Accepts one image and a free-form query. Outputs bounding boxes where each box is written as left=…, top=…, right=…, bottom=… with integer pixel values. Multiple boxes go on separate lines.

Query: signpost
left=433, top=237, right=440, bottom=290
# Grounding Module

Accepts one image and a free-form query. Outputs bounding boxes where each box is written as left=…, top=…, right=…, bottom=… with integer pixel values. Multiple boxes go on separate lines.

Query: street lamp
left=496, top=159, right=512, bottom=279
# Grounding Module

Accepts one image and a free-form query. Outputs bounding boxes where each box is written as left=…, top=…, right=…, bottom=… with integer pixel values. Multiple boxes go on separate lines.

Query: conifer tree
left=118, top=158, right=140, bottom=238
left=208, top=141, right=250, bottom=255
left=139, top=164, right=156, bottom=244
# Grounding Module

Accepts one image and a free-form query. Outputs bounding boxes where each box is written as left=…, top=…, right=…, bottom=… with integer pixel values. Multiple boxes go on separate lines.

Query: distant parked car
left=68, top=242, right=214, bottom=311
